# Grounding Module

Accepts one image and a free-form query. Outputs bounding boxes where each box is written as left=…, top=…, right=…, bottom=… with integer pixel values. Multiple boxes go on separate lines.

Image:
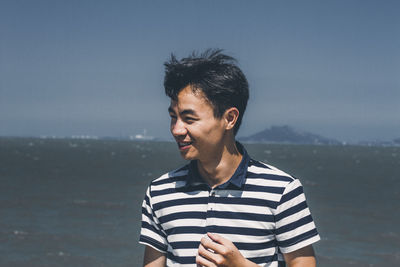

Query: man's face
left=168, top=85, right=227, bottom=161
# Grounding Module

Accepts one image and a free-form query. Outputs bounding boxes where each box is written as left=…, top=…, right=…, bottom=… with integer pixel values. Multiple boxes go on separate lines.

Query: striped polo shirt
left=140, top=143, right=320, bottom=266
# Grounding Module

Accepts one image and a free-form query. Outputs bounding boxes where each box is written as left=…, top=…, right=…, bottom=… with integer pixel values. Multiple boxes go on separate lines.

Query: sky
left=1, top=0, right=399, bottom=142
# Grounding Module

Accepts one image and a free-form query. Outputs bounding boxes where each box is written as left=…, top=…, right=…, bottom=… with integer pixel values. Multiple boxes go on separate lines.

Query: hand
left=196, top=233, right=257, bottom=267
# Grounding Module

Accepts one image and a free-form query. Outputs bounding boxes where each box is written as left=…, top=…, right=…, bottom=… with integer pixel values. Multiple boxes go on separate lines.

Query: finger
left=207, top=232, right=229, bottom=245
left=196, top=246, right=217, bottom=267
left=196, top=255, right=217, bottom=267
left=201, top=235, right=224, bottom=253
left=205, top=233, right=233, bottom=255
left=198, top=244, right=216, bottom=261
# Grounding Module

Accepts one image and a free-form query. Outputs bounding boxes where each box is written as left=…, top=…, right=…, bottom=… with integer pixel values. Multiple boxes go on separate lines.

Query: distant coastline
left=238, top=125, right=400, bottom=147
left=1, top=128, right=399, bottom=148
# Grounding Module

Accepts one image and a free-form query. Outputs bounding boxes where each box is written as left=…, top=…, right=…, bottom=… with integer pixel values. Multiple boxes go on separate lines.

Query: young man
left=140, top=49, right=320, bottom=267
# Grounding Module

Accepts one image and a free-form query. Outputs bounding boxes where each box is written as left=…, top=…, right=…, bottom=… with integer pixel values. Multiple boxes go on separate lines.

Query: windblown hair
left=164, top=49, right=249, bottom=135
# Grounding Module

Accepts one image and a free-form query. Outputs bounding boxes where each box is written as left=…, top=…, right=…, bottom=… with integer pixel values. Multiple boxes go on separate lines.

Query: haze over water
left=1, top=1, right=399, bottom=142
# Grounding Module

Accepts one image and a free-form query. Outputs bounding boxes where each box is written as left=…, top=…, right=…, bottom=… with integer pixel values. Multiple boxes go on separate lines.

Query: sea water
left=0, top=138, right=399, bottom=266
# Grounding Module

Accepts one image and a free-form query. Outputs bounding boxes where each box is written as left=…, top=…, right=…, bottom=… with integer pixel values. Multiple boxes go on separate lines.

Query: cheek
left=201, top=122, right=225, bottom=139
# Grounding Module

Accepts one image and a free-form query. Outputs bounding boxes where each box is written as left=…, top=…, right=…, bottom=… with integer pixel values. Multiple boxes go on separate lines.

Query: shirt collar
left=186, top=142, right=250, bottom=189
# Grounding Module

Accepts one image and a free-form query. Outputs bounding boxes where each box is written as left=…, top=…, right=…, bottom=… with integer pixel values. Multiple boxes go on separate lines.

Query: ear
left=224, top=107, right=239, bottom=131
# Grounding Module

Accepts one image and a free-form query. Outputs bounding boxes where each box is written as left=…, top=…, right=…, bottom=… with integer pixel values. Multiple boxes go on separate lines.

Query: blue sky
left=1, top=0, right=399, bottom=142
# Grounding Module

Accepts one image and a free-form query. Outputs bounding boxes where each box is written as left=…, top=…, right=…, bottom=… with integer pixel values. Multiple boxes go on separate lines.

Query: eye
left=184, top=117, right=197, bottom=123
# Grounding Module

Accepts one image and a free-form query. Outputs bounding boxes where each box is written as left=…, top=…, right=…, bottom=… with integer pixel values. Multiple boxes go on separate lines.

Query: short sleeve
left=139, top=186, right=168, bottom=253
left=274, top=179, right=320, bottom=254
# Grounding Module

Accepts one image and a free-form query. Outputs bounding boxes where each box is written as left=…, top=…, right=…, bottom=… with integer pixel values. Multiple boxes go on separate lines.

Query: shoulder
left=148, top=164, right=190, bottom=189
left=246, top=158, right=297, bottom=187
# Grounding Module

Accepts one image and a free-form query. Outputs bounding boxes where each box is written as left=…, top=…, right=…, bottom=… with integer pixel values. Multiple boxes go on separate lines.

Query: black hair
left=164, top=49, right=249, bottom=135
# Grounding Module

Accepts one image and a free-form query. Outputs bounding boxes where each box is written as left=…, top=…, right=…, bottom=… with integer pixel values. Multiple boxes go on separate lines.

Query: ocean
left=1, top=137, right=399, bottom=266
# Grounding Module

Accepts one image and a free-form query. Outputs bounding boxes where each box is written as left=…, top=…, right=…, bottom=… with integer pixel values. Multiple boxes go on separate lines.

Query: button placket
left=209, top=190, right=216, bottom=210
left=206, top=189, right=216, bottom=229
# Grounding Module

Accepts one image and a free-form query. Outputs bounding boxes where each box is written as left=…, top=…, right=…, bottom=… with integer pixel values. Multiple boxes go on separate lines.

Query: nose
left=171, top=118, right=187, bottom=137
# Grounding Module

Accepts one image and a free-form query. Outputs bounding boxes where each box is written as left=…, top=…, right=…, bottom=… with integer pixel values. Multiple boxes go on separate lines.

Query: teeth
left=178, top=142, right=192, bottom=147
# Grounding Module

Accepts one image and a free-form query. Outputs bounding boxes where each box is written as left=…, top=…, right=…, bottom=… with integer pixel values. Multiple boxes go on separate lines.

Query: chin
left=179, top=151, right=197, bottom=161
left=180, top=154, right=194, bottom=161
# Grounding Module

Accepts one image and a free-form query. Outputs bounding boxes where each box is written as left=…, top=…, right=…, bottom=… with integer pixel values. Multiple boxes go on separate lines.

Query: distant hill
left=239, top=125, right=341, bottom=145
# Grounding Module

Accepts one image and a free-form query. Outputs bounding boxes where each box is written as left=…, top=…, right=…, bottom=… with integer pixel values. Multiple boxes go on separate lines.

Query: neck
left=197, top=139, right=243, bottom=188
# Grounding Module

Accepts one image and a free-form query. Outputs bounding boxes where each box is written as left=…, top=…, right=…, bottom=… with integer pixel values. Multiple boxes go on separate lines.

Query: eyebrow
left=168, top=106, right=197, bottom=116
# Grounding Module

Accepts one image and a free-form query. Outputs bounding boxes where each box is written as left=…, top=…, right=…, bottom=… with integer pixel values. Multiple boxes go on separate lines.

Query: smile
left=178, top=141, right=193, bottom=149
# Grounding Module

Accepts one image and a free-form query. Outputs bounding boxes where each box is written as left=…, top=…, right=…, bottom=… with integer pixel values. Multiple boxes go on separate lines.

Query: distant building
left=130, top=129, right=154, bottom=141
